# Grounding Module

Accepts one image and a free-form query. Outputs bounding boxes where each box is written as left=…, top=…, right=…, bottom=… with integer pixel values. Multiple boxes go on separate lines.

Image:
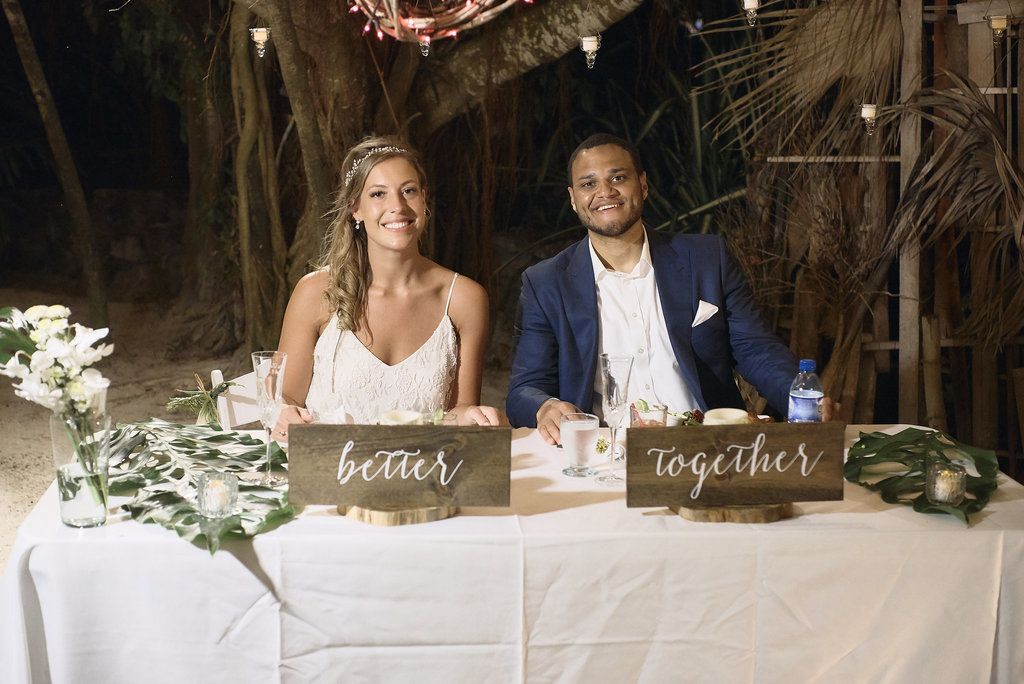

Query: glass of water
left=560, top=413, right=599, bottom=477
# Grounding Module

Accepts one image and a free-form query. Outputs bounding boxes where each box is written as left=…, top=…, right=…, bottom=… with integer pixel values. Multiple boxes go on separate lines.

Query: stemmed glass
left=595, top=353, right=633, bottom=486
left=252, top=350, right=288, bottom=487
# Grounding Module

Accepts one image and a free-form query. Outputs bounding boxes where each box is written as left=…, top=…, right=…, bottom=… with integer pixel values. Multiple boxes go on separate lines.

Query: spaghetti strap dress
left=304, top=273, right=459, bottom=424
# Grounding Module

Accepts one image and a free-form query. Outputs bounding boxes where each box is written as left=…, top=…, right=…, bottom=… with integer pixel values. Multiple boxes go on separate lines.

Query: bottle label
left=788, top=392, right=823, bottom=422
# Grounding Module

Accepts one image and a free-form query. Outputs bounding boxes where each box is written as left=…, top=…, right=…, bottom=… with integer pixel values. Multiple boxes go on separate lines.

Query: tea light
left=926, top=461, right=966, bottom=506
left=861, top=103, right=878, bottom=119
left=197, top=471, right=238, bottom=518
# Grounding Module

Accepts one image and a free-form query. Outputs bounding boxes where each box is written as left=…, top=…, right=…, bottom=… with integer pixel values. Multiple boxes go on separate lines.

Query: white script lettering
left=336, top=440, right=464, bottom=485
left=650, top=433, right=825, bottom=499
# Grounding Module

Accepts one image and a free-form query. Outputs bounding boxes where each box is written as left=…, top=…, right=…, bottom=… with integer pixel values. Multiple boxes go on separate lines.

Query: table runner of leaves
left=844, top=427, right=1000, bottom=524
left=107, top=419, right=297, bottom=553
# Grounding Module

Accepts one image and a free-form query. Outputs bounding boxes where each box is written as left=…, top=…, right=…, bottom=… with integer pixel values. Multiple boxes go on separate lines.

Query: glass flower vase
left=49, top=411, right=112, bottom=528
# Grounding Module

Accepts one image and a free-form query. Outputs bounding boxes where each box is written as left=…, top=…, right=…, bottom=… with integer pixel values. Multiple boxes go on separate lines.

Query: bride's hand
left=457, top=405, right=509, bottom=426
left=273, top=404, right=313, bottom=441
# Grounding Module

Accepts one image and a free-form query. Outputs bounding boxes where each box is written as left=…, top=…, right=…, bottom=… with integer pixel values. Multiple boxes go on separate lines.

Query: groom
left=506, top=133, right=807, bottom=443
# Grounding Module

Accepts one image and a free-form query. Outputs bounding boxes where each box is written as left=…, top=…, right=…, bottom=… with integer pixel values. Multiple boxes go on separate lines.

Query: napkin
left=692, top=300, right=719, bottom=327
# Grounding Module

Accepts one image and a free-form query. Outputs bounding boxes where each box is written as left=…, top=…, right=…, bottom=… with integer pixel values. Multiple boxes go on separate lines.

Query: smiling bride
left=273, top=136, right=506, bottom=436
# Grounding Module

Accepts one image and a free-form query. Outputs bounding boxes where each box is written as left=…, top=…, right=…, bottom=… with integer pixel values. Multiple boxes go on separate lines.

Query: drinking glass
left=595, top=353, right=633, bottom=486
left=560, top=413, right=599, bottom=477
left=252, top=350, right=288, bottom=486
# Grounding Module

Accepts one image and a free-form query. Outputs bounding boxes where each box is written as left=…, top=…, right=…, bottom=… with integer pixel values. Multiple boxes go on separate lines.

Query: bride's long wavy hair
left=317, top=136, right=428, bottom=333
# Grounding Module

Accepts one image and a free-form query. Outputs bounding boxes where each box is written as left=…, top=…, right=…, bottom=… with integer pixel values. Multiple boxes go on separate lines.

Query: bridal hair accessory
left=345, top=146, right=407, bottom=187
left=354, top=219, right=364, bottom=231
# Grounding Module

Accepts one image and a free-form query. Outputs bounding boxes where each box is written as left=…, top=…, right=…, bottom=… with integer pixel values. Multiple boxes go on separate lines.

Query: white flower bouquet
left=1, top=305, right=115, bottom=526
left=0, top=304, right=113, bottom=414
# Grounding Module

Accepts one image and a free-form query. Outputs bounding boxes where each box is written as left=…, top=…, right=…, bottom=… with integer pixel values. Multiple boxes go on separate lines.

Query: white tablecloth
left=2, top=425, right=1023, bottom=683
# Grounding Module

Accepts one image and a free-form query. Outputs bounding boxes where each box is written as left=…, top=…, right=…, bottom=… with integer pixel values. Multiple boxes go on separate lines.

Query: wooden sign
left=287, top=424, right=511, bottom=508
left=625, top=422, right=845, bottom=507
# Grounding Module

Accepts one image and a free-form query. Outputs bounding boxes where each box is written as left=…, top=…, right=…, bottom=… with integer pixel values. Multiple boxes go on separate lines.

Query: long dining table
left=2, top=424, right=1023, bottom=684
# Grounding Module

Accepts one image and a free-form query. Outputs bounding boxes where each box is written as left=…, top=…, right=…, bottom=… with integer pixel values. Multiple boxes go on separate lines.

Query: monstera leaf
left=844, top=427, right=1000, bottom=524
left=108, top=419, right=297, bottom=553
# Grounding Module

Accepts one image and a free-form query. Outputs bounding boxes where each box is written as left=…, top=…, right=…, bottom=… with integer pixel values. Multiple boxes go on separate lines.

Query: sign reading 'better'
left=288, top=424, right=512, bottom=508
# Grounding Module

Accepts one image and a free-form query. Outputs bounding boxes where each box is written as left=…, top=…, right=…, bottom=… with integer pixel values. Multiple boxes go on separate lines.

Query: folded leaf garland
left=844, top=427, right=999, bottom=524
left=107, top=419, right=297, bottom=553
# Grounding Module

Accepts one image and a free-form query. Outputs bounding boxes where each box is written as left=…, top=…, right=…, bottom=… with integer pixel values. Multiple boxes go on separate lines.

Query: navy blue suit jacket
left=505, top=230, right=798, bottom=427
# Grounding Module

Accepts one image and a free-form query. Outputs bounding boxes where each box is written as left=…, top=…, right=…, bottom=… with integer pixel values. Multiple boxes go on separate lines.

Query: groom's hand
left=537, top=398, right=582, bottom=446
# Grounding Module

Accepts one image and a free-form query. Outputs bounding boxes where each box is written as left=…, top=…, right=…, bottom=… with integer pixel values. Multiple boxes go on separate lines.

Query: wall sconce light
left=861, top=103, right=878, bottom=136
left=987, top=15, right=1009, bottom=42
left=580, top=34, right=601, bottom=69
left=742, top=0, right=759, bottom=26
left=249, top=27, right=271, bottom=58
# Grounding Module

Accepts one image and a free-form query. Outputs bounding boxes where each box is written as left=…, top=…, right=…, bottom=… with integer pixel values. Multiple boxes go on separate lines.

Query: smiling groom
left=505, top=133, right=800, bottom=444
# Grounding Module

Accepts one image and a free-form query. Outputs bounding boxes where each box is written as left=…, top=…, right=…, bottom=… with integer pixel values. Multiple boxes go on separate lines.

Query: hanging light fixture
left=742, top=0, right=759, bottom=26
left=987, top=15, right=1009, bottom=42
left=860, top=103, right=878, bottom=136
left=580, top=34, right=601, bottom=69
left=249, top=27, right=271, bottom=58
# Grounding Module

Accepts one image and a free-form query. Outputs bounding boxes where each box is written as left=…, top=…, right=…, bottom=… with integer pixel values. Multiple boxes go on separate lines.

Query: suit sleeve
left=505, top=269, right=562, bottom=427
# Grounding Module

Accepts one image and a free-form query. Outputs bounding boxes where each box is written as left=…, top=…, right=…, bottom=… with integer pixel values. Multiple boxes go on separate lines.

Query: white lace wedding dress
left=304, top=274, right=459, bottom=424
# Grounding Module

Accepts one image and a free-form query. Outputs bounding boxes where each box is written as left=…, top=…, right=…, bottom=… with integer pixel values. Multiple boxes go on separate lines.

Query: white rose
left=22, top=305, right=50, bottom=322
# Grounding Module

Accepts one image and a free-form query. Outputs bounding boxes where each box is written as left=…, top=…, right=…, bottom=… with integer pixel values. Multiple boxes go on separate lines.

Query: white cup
left=380, top=409, right=426, bottom=425
left=702, top=408, right=751, bottom=426
left=560, top=413, right=599, bottom=477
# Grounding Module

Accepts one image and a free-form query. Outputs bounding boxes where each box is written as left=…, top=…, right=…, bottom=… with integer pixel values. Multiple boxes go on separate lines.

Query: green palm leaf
left=108, top=419, right=297, bottom=554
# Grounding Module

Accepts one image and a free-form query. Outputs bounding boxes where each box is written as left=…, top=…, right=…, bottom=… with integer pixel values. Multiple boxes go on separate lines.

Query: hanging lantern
left=987, top=15, right=1009, bottom=42
left=860, top=103, right=878, bottom=136
left=580, top=34, right=601, bottom=69
left=249, top=27, right=271, bottom=58
left=419, top=35, right=432, bottom=57
left=742, top=0, right=759, bottom=26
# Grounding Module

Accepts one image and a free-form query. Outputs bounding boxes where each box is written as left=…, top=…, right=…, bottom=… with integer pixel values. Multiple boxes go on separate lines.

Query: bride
left=273, top=136, right=506, bottom=437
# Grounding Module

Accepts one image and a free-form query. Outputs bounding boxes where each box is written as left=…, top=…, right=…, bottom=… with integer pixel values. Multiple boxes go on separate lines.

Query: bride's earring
left=354, top=219, right=364, bottom=231
left=424, top=207, right=432, bottom=218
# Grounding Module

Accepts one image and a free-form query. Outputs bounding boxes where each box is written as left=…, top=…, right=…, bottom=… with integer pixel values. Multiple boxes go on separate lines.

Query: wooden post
left=921, top=316, right=947, bottom=432
left=899, top=0, right=923, bottom=424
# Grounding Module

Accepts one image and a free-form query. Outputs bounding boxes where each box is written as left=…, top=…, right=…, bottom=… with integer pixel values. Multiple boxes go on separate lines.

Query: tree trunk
left=261, top=0, right=335, bottom=285
left=2, top=0, right=108, bottom=327
left=230, top=3, right=264, bottom=351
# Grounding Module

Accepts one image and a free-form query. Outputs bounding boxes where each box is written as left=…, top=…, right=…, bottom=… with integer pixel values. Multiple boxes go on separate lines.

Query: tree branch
left=417, top=0, right=643, bottom=134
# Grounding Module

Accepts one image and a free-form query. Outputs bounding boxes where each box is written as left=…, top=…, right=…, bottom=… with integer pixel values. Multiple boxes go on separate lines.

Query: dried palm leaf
left=697, top=0, right=901, bottom=158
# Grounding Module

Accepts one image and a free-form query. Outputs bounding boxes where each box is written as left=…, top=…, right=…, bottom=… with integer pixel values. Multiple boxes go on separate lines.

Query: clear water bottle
left=788, top=359, right=823, bottom=422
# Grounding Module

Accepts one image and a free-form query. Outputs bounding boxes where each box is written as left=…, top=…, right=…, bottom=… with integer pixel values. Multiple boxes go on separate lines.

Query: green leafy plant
left=108, top=419, right=296, bottom=553
left=166, top=373, right=234, bottom=424
left=844, top=428, right=1000, bottom=524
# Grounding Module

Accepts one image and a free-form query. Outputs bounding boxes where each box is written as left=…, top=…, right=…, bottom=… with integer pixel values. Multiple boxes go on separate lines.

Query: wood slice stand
left=337, top=504, right=458, bottom=526
left=669, top=502, right=794, bottom=523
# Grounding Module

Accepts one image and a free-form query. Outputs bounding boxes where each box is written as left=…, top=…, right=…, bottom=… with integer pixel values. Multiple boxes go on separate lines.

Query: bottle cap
left=798, top=359, right=816, bottom=372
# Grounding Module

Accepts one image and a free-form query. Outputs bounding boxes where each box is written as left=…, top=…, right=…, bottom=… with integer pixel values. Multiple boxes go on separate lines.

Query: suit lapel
left=649, top=232, right=706, bottom=408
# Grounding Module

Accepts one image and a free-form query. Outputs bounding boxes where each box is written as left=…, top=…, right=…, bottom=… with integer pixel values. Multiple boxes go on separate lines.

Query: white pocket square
left=692, top=300, right=719, bottom=328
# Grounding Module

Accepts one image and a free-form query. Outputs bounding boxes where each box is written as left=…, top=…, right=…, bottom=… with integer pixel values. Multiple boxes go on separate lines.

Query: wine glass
left=252, top=350, right=288, bottom=486
left=595, top=353, right=633, bottom=486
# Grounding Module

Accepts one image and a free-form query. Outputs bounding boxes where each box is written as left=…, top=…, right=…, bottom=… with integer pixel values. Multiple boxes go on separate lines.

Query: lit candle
left=926, top=462, right=966, bottom=506
left=197, top=471, right=238, bottom=518
left=861, top=103, right=878, bottom=119
left=581, top=36, right=600, bottom=51
left=743, top=0, right=759, bottom=10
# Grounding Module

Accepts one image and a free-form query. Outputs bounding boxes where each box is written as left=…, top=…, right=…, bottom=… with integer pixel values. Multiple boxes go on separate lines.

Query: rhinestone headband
left=344, top=146, right=407, bottom=187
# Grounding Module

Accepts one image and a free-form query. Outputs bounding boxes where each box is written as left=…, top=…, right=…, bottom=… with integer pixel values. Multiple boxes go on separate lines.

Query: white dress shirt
left=589, top=229, right=700, bottom=423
